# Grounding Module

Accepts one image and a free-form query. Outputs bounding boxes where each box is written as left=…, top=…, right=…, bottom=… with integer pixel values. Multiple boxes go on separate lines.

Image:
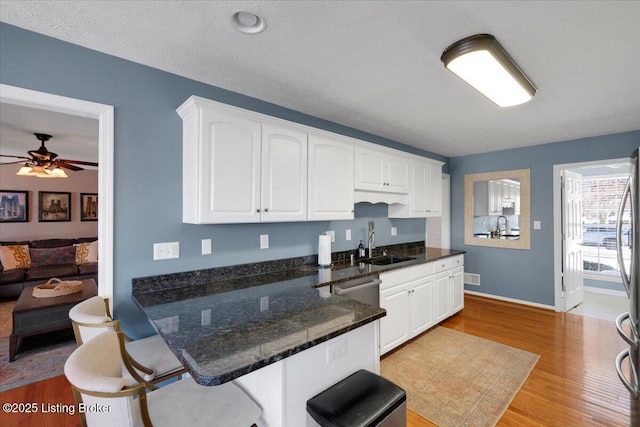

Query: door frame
left=552, top=158, right=627, bottom=312
left=1, top=84, right=115, bottom=303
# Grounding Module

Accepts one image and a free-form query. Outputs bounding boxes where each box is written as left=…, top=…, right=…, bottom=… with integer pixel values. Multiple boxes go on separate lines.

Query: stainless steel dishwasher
left=332, top=275, right=381, bottom=306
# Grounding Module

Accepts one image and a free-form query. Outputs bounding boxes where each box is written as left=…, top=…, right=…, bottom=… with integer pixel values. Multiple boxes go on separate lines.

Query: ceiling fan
left=1, top=133, right=98, bottom=177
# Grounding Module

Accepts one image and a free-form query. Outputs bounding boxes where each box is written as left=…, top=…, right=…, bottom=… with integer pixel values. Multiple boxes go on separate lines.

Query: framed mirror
left=464, top=168, right=531, bottom=250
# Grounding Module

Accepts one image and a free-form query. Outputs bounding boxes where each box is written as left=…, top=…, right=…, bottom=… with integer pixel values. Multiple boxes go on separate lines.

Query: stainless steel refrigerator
left=616, top=147, right=639, bottom=426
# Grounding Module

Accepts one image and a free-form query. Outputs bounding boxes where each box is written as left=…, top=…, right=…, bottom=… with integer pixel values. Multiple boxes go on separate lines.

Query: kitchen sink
left=362, top=255, right=416, bottom=266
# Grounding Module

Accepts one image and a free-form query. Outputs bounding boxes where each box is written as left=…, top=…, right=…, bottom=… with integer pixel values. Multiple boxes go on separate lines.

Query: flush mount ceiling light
left=231, top=11, right=267, bottom=34
left=441, top=34, right=537, bottom=107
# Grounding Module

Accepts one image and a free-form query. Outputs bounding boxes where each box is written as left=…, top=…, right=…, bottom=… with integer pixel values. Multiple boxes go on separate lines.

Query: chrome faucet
left=368, top=219, right=375, bottom=258
left=496, top=215, right=508, bottom=236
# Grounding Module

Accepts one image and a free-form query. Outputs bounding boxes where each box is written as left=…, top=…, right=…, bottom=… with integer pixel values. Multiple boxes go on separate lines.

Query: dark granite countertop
left=132, top=244, right=464, bottom=386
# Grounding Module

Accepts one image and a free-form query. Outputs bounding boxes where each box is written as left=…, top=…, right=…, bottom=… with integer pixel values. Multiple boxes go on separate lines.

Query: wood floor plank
left=1, top=294, right=632, bottom=426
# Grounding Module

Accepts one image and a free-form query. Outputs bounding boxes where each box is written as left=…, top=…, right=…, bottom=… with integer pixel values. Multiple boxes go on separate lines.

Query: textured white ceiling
left=0, top=103, right=98, bottom=164
left=1, top=1, right=639, bottom=157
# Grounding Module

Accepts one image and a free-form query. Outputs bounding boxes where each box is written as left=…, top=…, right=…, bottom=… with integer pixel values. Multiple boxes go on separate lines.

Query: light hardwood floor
left=0, top=294, right=631, bottom=427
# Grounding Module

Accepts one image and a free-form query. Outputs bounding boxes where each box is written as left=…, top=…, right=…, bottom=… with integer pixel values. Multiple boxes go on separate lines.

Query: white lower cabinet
left=380, top=255, right=464, bottom=355
left=380, top=284, right=411, bottom=354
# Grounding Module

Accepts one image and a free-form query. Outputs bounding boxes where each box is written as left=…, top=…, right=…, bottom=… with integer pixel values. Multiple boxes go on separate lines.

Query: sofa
left=0, top=237, right=98, bottom=299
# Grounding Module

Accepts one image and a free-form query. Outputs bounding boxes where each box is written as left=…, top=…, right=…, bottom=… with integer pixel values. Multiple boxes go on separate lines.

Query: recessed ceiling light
left=231, top=11, right=266, bottom=34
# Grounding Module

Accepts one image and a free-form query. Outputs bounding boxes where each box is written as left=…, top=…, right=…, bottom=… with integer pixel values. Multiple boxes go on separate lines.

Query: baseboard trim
left=464, top=290, right=555, bottom=311
left=583, top=286, right=627, bottom=298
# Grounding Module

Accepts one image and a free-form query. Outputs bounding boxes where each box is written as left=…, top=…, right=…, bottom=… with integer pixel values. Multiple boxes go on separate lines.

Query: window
left=581, top=174, right=632, bottom=279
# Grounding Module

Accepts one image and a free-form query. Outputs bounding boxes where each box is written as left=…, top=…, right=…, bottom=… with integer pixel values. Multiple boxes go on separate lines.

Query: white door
left=562, top=170, right=584, bottom=311
left=425, top=163, right=442, bottom=217
left=409, top=277, right=434, bottom=337
left=450, top=266, right=465, bottom=314
left=410, top=159, right=429, bottom=217
left=308, top=135, right=354, bottom=221
left=354, top=147, right=385, bottom=191
left=200, top=109, right=261, bottom=223
left=261, top=124, right=307, bottom=222
left=385, top=153, right=410, bottom=193
left=434, top=271, right=450, bottom=322
left=380, top=284, right=410, bottom=355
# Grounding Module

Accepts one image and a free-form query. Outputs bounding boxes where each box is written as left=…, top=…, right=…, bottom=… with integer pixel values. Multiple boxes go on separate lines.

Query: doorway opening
left=0, top=84, right=114, bottom=305
left=553, top=158, right=630, bottom=319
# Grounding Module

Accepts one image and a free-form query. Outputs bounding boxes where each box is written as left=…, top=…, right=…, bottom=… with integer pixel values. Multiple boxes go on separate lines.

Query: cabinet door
left=450, top=266, right=464, bottom=314
left=261, top=124, right=307, bottom=222
left=355, top=147, right=386, bottom=191
left=425, top=163, right=442, bottom=217
left=196, top=108, right=261, bottom=223
left=385, top=153, right=410, bottom=193
left=409, top=276, right=434, bottom=337
left=489, top=180, right=503, bottom=215
left=409, top=159, right=429, bottom=217
left=434, top=271, right=450, bottom=323
left=308, top=135, right=354, bottom=221
left=380, top=284, right=410, bottom=355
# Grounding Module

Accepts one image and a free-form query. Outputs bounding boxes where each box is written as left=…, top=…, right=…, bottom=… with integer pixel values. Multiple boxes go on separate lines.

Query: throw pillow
left=29, top=246, right=77, bottom=268
left=76, top=240, right=99, bottom=265
left=0, top=245, right=31, bottom=270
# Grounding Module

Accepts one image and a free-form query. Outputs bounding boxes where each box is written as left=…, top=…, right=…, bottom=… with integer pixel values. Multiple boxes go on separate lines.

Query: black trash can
left=306, top=369, right=406, bottom=427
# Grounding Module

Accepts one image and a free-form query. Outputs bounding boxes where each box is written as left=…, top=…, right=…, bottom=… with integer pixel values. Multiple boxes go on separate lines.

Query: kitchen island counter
left=131, top=244, right=463, bottom=386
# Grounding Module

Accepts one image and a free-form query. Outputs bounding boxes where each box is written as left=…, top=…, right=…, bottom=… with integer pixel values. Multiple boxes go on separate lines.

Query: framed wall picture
left=38, top=191, right=71, bottom=222
left=80, top=193, right=98, bottom=221
left=0, top=190, right=29, bottom=223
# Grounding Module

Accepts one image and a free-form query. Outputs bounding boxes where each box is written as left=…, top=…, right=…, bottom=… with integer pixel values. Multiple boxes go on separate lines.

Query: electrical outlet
left=201, top=309, right=211, bottom=326
left=325, top=230, right=335, bottom=242
left=391, top=227, right=397, bottom=236
left=153, top=242, right=179, bottom=260
left=327, top=338, right=347, bottom=363
left=202, top=238, right=212, bottom=255
left=534, top=221, right=541, bottom=230
left=260, top=296, right=269, bottom=312
left=345, top=229, right=352, bottom=241
left=260, top=234, right=269, bottom=249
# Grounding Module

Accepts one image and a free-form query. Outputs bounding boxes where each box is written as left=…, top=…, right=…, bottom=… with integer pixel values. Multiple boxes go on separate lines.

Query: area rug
left=380, top=327, right=539, bottom=427
left=0, top=299, right=76, bottom=392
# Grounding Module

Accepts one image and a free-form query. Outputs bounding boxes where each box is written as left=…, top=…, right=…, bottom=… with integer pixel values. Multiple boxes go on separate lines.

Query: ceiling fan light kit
left=2, top=132, right=97, bottom=178
left=441, top=34, right=537, bottom=107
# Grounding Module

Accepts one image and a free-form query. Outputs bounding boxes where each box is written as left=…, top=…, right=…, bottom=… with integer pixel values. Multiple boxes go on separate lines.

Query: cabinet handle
left=264, top=208, right=269, bottom=212
left=256, top=209, right=261, bottom=213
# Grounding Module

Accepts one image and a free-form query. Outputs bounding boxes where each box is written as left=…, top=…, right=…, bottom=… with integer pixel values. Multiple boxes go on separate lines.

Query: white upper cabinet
left=261, top=124, right=307, bottom=222
left=179, top=97, right=307, bottom=224
left=355, top=147, right=409, bottom=194
left=179, top=95, right=444, bottom=224
left=474, top=179, right=520, bottom=217
left=389, top=158, right=443, bottom=218
left=308, top=134, right=354, bottom=221
left=181, top=102, right=262, bottom=224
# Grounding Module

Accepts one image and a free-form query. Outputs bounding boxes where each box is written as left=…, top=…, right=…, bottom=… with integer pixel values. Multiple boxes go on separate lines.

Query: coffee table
left=9, top=278, right=98, bottom=361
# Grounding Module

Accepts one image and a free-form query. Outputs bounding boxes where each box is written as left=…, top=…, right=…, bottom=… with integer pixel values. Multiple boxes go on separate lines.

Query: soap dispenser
left=358, top=240, right=365, bottom=258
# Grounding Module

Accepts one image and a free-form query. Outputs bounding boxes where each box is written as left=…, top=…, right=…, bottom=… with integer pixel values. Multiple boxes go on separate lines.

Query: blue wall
left=0, top=23, right=446, bottom=336
left=450, top=131, right=639, bottom=306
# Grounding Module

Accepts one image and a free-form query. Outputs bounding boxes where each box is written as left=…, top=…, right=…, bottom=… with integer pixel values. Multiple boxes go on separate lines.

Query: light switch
left=345, top=229, right=352, bottom=241
left=534, top=221, right=541, bottom=230
left=202, top=238, right=212, bottom=255
left=391, top=227, right=397, bottom=236
left=260, top=234, right=269, bottom=249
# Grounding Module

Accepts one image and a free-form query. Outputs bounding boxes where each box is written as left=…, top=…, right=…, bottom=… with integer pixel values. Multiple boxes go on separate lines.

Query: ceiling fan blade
left=0, top=160, right=28, bottom=165
left=58, top=158, right=99, bottom=167
left=0, top=154, right=30, bottom=160
left=57, top=161, right=84, bottom=171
